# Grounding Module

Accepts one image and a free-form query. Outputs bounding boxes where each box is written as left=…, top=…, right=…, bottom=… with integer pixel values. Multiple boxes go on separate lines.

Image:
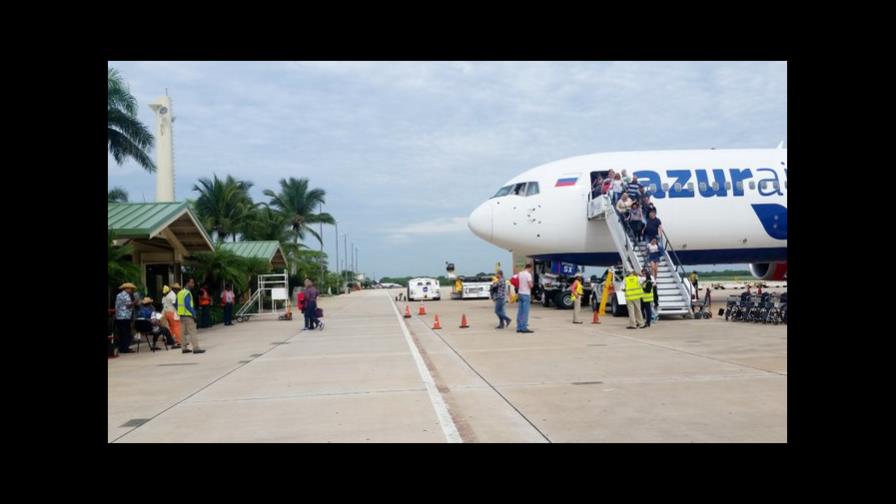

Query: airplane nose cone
left=468, top=202, right=493, bottom=242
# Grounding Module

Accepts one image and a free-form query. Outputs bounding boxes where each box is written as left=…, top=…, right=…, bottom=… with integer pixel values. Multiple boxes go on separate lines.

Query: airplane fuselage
left=467, top=149, right=787, bottom=266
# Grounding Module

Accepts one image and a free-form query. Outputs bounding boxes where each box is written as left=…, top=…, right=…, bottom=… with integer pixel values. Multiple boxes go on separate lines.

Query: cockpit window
left=492, top=185, right=513, bottom=198
left=493, top=181, right=539, bottom=198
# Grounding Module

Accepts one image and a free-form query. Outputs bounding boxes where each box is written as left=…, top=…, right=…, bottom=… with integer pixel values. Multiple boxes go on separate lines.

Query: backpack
left=510, top=274, right=520, bottom=289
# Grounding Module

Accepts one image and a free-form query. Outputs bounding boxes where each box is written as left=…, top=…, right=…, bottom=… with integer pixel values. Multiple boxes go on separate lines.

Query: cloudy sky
left=108, top=61, right=786, bottom=278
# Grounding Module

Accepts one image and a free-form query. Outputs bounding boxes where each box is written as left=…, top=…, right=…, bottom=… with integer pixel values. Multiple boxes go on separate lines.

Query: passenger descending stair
left=588, top=194, right=693, bottom=317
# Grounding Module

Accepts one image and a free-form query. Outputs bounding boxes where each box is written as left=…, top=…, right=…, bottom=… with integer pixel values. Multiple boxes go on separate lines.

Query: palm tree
left=263, top=177, right=335, bottom=244
left=108, top=187, right=129, bottom=203
left=108, top=233, right=142, bottom=290
left=240, top=204, right=292, bottom=242
left=192, top=174, right=255, bottom=243
left=108, top=68, right=155, bottom=173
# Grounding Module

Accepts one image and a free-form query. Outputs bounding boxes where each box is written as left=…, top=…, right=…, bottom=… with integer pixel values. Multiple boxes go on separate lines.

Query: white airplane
left=467, top=148, right=787, bottom=280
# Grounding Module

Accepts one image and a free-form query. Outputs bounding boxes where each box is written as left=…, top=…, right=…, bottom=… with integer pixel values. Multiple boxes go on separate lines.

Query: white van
left=407, top=277, right=441, bottom=301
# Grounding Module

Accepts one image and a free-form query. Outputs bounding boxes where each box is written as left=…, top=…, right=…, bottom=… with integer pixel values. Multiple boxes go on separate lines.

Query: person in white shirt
left=221, top=285, right=236, bottom=326
left=161, top=284, right=182, bottom=348
left=516, top=264, right=534, bottom=333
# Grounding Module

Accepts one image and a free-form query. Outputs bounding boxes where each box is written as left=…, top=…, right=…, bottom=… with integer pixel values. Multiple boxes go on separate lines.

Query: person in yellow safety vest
left=623, top=269, right=645, bottom=329
left=640, top=269, right=655, bottom=328
left=570, top=274, right=584, bottom=324
left=175, top=277, right=205, bottom=354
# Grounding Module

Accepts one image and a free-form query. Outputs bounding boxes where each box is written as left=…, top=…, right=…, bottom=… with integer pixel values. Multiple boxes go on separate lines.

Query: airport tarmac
left=108, top=287, right=786, bottom=443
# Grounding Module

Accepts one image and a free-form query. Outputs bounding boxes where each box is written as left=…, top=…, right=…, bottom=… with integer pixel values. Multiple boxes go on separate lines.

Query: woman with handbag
left=303, top=279, right=321, bottom=331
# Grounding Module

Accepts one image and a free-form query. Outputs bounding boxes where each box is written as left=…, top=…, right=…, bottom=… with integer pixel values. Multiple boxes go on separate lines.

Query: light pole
left=319, top=202, right=324, bottom=289
left=335, top=221, right=339, bottom=291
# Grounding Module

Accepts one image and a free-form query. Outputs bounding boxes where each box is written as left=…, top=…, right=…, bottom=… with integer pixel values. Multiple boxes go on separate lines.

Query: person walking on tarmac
left=623, top=269, right=645, bottom=329
left=492, top=270, right=512, bottom=329
left=177, top=277, right=205, bottom=353
left=570, top=274, right=584, bottom=324
left=198, top=284, right=212, bottom=328
left=516, top=264, right=535, bottom=333
left=641, top=269, right=655, bottom=328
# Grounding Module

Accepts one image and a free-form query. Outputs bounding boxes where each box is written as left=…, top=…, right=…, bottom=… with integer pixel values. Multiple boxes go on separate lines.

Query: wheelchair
left=724, top=295, right=740, bottom=321
left=755, top=292, right=775, bottom=323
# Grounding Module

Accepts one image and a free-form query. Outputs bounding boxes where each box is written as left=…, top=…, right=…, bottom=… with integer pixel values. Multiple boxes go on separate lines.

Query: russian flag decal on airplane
left=555, top=177, right=578, bottom=187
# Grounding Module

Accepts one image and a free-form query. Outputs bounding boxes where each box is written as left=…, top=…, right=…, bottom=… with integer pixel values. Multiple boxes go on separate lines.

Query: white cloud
left=383, top=217, right=469, bottom=235
left=108, top=61, right=785, bottom=276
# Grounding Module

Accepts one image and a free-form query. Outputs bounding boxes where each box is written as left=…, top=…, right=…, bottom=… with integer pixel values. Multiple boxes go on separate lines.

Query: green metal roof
left=108, top=202, right=214, bottom=251
left=219, top=241, right=284, bottom=262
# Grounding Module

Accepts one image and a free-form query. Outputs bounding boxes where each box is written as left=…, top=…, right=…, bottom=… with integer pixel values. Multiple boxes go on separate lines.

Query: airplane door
left=590, top=171, right=610, bottom=200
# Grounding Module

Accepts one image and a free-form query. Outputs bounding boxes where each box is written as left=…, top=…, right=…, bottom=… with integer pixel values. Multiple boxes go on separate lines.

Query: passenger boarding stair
left=588, top=194, right=693, bottom=317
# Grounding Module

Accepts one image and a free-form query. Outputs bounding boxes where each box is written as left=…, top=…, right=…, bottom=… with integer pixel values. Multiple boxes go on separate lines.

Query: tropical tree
left=108, top=187, right=129, bottom=203
left=240, top=204, right=293, bottom=242
left=192, top=174, right=255, bottom=243
left=263, top=177, right=335, bottom=244
left=108, top=233, right=143, bottom=292
left=108, top=68, right=155, bottom=172
left=184, top=248, right=242, bottom=291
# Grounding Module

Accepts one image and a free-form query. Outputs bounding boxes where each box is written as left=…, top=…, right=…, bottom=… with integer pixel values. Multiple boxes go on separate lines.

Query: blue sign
left=560, top=262, right=577, bottom=275
left=631, top=168, right=786, bottom=199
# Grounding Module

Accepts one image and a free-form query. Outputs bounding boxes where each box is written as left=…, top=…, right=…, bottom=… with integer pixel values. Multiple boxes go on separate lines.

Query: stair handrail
left=597, top=195, right=643, bottom=273
left=658, top=228, right=693, bottom=313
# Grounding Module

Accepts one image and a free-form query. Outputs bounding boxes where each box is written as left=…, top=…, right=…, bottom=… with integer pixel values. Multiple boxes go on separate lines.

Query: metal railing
left=658, top=228, right=693, bottom=315
left=592, top=195, right=643, bottom=274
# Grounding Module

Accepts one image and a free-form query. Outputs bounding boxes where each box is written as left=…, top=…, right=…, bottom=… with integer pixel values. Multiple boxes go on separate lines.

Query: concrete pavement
left=109, top=287, right=786, bottom=442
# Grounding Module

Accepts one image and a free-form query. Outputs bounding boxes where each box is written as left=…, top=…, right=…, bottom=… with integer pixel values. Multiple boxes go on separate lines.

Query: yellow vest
left=624, top=275, right=643, bottom=301
left=641, top=282, right=654, bottom=303
left=176, top=289, right=194, bottom=317
left=571, top=280, right=584, bottom=300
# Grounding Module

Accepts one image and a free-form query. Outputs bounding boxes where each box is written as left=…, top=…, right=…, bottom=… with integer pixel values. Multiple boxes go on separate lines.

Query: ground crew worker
left=177, top=277, right=205, bottom=353
left=570, top=274, right=584, bottom=324
left=641, top=270, right=654, bottom=328
left=689, top=271, right=699, bottom=300
left=198, top=284, right=212, bottom=328
left=624, top=269, right=645, bottom=329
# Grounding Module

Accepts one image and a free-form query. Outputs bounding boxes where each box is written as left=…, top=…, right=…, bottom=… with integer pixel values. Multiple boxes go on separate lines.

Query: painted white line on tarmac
left=386, top=293, right=462, bottom=443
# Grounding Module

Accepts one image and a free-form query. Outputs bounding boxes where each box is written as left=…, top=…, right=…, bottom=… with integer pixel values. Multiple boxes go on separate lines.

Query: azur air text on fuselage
left=630, top=165, right=787, bottom=198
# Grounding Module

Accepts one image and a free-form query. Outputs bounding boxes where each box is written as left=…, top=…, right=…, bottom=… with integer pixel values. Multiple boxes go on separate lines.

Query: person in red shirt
left=296, top=288, right=306, bottom=329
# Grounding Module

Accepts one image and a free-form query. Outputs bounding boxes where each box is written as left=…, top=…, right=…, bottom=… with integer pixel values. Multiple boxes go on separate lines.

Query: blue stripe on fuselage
left=531, top=247, right=787, bottom=267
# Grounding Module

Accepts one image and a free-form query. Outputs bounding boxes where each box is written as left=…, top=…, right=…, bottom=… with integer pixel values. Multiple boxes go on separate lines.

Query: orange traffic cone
left=592, top=310, right=601, bottom=324
left=419, top=304, right=427, bottom=316
left=404, top=305, right=411, bottom=318
left=432, top=315, right=442, bottom=330
left=460, top=314, right=469, bottom=328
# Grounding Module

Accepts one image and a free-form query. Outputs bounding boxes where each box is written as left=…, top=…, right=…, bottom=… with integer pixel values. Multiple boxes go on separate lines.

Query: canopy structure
left=219, top=240, right=288, bottom=270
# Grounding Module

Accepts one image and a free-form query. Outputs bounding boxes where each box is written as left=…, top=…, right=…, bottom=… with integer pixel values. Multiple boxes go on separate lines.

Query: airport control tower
left=148, top=95, right=175, bottom=202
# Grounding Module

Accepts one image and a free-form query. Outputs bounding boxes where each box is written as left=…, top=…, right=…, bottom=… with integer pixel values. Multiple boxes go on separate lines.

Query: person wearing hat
left=114, top=282, right=138, bottom=353
left=136, top=297, right=176, bottom=350
left=161, top=284, right=182, bottom=348
left=569, top=274, right=584, bottom=324
left=176, top=277, right=205, bottom=353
